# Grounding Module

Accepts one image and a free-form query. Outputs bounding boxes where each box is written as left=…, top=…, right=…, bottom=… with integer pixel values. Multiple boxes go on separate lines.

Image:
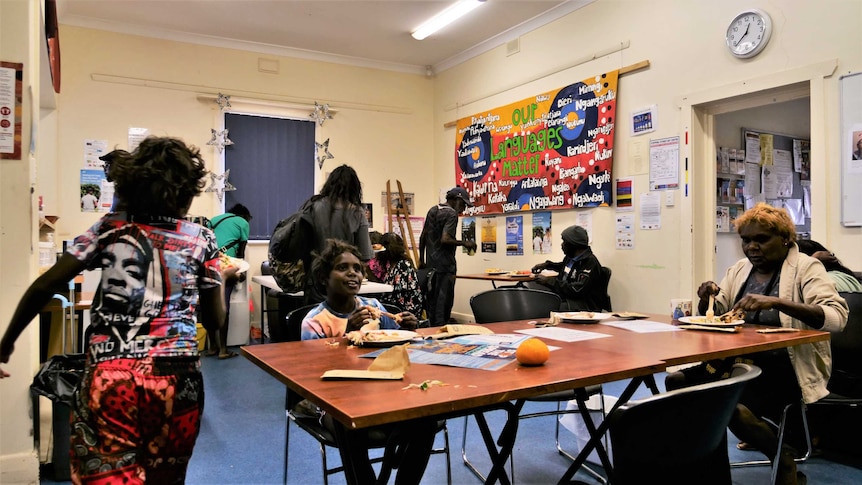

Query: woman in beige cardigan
left=692, top=203, right=848, bottom=485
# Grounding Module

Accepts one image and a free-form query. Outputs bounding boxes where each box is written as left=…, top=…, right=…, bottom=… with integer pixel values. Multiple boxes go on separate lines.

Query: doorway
left=679, top=60, right=836, bottom=289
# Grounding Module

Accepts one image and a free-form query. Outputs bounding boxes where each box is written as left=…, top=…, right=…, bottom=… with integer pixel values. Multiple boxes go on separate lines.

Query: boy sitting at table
left=298, top=239, right=435, bottom=485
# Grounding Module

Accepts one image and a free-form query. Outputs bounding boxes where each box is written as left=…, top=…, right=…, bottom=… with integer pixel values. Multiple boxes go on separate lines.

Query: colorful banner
left=455, top=70, right=619, bottom=215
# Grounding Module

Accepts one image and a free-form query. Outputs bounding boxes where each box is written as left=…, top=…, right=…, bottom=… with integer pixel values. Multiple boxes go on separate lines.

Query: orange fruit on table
left=516, top=338, right=550, bottom=366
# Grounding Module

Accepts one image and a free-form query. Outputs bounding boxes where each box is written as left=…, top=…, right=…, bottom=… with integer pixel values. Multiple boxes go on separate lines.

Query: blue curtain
left=224, top=114, right=315, bottom=240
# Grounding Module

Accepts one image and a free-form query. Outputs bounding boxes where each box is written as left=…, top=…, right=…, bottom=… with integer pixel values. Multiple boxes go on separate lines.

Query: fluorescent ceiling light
left=411, top=0, right=486, bottom=41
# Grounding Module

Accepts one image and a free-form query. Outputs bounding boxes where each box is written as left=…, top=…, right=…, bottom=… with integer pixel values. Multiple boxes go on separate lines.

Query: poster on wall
left=531, top=211, right=552, bottom=255
left=0, top=62, right=23, bottom=159
left=454, top=70, right=619, bottom=216
left=481, top=216, right=497, bottom=253
left=505, top=216, right=524, bottom=256
left=80, top=169, right=111, bottom=213
left=461, top=217, right=476, bottom=254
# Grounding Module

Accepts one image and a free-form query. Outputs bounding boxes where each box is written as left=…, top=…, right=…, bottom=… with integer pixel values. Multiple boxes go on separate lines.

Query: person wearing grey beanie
left=531, top=224, right=605, bottom=311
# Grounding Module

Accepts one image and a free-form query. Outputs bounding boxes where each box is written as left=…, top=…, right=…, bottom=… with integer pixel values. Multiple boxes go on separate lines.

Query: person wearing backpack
left=305, top=165, right=373, bottom=304
left=206, top=203, right=252, bottom=359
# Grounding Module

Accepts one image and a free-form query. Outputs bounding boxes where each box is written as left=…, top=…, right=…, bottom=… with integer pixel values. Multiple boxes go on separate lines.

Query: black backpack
left=268, top=201, right=316, bottom=293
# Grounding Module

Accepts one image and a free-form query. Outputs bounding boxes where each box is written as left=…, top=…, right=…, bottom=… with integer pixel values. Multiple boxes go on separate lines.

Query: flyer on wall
left=481, top=216, right=497, bottom=253
left=80, top=169, right=112, bottom=213
left=505, top=215, right=523, bottom=256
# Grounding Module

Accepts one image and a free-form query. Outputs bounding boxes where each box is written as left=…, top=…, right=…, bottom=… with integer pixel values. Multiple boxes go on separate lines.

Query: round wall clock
left=725, top=8, right=772, bottom=59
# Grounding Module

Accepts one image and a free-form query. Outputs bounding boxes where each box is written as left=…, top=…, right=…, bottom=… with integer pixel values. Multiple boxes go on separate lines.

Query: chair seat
left=815, top=392, right=862, bottom=406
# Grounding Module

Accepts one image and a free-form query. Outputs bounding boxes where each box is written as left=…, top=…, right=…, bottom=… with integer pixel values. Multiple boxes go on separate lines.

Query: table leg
left=471, top=400, right=523, bottom=485
left=558, top=376, right=650, bottom=484
left=259, top=285, right=267, bottom=343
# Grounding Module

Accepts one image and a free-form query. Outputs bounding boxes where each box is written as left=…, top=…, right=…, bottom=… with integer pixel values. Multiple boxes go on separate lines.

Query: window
left=223, top=113, right=315, bottom=240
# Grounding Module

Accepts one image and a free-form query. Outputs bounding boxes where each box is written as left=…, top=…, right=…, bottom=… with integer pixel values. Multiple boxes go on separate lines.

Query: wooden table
left=241, top=316, right=829, bottom=484
left=457, top=272, right=538, bottom=288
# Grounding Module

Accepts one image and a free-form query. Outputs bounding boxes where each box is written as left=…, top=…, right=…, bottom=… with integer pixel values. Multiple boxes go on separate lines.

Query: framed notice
left=631, top=105, right=657, bottom=136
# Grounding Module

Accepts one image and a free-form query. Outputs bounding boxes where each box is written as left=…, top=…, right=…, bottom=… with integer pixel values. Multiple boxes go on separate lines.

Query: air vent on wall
left=506, top=38, right=520, bottom=57
left=258, top=58, right=279, bottom=74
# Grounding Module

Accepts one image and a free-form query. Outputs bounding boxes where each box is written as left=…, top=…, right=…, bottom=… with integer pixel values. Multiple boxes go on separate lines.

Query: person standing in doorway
left=206, top=203, right=252, bottom=359
left=419, top=187, right=476, bottom=326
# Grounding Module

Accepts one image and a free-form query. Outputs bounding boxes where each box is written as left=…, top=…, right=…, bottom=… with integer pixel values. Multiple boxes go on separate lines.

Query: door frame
left=675, top=60, right=837, bottom=289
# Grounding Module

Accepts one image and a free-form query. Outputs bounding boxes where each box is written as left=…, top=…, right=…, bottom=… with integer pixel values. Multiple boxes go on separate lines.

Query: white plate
left=358, top=329, right=420, bottom=347
left=507, top=271, right=533, bottom=278
left=678, top=316, right=745, bottom=327
left=555, top=311, right=613, bottom=323
left=222, top=256, right=250, bottom=274
left=484, top=271, right=507, bottom=275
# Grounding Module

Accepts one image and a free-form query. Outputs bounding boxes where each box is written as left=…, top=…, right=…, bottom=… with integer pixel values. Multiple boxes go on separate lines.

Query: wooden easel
left=386, top=180, right=420, bottom=266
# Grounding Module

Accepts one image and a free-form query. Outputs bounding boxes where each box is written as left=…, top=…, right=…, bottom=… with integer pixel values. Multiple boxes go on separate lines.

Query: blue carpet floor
left=40, top=346, right=862, bottom=484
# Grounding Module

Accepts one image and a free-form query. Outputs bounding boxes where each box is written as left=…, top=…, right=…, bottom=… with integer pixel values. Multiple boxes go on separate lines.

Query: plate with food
left=484, top=268, right=507, bottom=275
left=219, top=254, right=250, bottom=274
left=507, top=270, right=534, bottom=278
left=355, top=330, right=420, bottom=347
left=678, top=316, right=745, bottom=327
left=553, top=311, right=613, bottom=323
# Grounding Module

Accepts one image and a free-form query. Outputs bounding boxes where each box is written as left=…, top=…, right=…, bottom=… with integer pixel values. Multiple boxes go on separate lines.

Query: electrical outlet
left=665, top=191, right=675, bottom=206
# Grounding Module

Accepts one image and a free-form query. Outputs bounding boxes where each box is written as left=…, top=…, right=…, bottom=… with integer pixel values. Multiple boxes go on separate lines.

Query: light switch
left=665, top=191, right=675, bottom=206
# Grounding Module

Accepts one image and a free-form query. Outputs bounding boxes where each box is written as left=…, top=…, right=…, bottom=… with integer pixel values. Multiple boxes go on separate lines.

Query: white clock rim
left=725, top=8, right=772, bottom=59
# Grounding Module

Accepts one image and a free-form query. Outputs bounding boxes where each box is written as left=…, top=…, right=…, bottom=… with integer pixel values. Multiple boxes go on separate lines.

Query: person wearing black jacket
left=531, top=225, right=604, bottom=311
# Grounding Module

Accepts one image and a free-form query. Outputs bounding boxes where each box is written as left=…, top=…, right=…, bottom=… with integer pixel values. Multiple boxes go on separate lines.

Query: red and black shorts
left=70, top=356, right=203, bottom=485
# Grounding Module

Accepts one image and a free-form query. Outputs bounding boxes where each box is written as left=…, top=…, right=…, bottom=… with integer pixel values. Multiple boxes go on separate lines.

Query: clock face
left=726, top=9, right=772, bottom=59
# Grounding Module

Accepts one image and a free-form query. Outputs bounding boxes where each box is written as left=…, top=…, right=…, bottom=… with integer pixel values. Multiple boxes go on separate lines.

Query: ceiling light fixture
left=411, top=0, right=487, bottom=41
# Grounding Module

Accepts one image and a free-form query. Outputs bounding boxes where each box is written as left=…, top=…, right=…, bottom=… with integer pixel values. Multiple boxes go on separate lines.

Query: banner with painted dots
left=455, top=70, right=618, bottom=216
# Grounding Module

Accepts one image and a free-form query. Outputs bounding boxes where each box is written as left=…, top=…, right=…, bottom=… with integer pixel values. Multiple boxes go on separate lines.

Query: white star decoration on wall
left=315, top=138, right=335, bottom=168
left=216, top=93, right=232, bottom=111
left=205, top=169, right=236, bottom=202
left=206, top=129, right=234, bottom=153
left=309, top=101, right=333, bottom=126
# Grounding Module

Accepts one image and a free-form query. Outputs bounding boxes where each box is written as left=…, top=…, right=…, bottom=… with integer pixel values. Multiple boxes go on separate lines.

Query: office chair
left=609, top=364, right=762, bottom=485
left=728, top=293, right=862, bottom=481
left=598, top=266, right=613, bottom=312
left=805, top=291, right=862, bottom=461
left=465, top=288, right=608, bottom=482
left=281, top=305, right=451, bottom=485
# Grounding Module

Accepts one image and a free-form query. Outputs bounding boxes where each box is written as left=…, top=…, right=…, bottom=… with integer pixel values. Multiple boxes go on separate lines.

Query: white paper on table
left=516, top=327, right=612, bottom=343
left=601, top=320, right=682, bottom=333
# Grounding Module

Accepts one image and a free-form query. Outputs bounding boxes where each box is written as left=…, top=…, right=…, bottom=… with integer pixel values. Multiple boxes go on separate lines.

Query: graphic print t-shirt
left=69, top=213, right=221, bottom=362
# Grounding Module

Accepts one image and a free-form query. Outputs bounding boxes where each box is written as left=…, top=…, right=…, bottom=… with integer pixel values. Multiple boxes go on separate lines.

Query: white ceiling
left=56, top=0, right=595, bottom=74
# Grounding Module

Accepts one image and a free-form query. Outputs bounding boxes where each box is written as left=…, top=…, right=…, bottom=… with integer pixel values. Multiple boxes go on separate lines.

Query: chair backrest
left=261, top=260, right=273, bottom=275
left=281, top=304, right=318, bottom=343
left=608, top=363, right=761, bottom=483
left=382, top=303, right=403, bottom=315
left=470, top=288, right=562, bottom=323
left=598, top=266, right=612, bottom=312
left=829, top=292, right=862, bottom=395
